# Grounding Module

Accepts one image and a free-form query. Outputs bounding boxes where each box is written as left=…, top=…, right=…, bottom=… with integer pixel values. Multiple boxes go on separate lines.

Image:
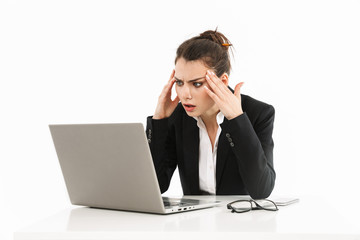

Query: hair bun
left=175, top=28, right=233, bottom=76
left=198, top=29, right=232, bottom=50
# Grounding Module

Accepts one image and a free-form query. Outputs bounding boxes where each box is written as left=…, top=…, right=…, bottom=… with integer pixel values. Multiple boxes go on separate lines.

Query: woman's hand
left=204, top=70, right=244, bottom=120
left=153, top=70, right=180, bottom=119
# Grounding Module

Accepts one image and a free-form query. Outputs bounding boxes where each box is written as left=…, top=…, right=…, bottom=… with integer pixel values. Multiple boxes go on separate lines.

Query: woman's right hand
left=153, top=70, right=180, bottom=119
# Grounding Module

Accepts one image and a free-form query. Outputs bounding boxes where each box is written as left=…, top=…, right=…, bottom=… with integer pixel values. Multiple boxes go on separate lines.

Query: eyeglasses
left=227, top=199, right=278, bottom=213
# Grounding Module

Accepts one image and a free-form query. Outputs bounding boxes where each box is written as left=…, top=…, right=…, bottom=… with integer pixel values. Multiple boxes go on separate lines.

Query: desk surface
left=14, top=196, right=360, bottom=240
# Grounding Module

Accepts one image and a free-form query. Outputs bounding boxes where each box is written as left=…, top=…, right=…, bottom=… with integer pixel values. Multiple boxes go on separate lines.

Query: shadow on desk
left=66, top=206, right=277, bottom=232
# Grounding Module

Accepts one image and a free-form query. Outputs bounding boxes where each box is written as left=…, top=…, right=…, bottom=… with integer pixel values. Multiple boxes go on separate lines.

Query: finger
left=159, top=78, right=176, bottom=101
left=165, top=71, right=177, bottom=92
left=205, top=73, right=225, bottom=99
left=162, top=70, right=176, bottom=92
left=206, top=71, right=232, bottom=101
left=161, top=80, right=172, bottom=95
left=163, top=70, right=175, bottom=92
left=204, top=85, right=221, bottom=103
left=168, top=69, right=175, bottom=83
left=234, top=82, right=244, bottom=98
left=207, top=70, right=229, bottom=92
left=165, top=78, right=177, bottom=97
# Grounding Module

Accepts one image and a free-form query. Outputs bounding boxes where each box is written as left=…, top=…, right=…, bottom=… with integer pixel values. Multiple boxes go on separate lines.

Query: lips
left=184, top=104, right=196, bottom=108
left=183, top=103, right=196, bottom=112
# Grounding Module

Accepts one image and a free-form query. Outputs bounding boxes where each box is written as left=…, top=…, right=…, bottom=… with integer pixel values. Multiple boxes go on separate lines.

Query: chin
left=184, top=111, right=200, bottom=117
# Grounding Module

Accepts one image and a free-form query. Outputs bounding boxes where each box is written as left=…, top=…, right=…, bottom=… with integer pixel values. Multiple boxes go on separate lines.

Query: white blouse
left=193, top=112, right=224, bottom=195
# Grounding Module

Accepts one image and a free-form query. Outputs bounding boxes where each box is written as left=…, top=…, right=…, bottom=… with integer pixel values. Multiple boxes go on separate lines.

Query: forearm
left=146, top=116, right=177, bottom=193
left=225, top=112, right=276, bottom=199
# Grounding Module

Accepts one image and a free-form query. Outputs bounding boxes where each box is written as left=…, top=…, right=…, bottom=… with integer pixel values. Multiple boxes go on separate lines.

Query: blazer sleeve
left=225, top=105, right=276, bottom=199
left=146, top=116, right=177, bottom=194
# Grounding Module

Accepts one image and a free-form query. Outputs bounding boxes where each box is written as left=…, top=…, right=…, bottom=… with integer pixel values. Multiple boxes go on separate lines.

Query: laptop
left=49, top=123, right=220, bottom=214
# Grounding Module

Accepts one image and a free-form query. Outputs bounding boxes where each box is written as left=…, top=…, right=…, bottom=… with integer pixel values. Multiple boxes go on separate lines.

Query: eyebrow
left=174, top=76, right=206, bottom=83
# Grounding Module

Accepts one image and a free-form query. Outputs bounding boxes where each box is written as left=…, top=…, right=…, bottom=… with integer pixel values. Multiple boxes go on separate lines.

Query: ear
left=220, top=73, right=229, bottom=86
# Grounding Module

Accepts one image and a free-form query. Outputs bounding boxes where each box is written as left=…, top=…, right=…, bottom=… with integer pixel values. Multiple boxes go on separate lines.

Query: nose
left=178, top=84, right=192, bottom=100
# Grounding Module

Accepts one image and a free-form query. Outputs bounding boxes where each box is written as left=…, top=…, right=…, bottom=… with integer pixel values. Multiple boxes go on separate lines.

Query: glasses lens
left=254, top=199, right=278, bottom=211
left=230, top=201, right=252, bottom=211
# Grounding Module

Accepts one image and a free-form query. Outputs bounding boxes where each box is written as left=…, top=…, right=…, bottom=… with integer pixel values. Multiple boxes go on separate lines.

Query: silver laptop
left=49, top=123, right=220, bottom=214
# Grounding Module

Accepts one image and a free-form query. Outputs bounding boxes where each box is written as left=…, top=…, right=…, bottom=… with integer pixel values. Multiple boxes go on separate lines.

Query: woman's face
left=174, top=57, right=227, bottom=118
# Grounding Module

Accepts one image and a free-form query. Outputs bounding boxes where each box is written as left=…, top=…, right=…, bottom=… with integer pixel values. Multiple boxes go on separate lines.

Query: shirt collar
left=193, top=111, right=225, bottom=128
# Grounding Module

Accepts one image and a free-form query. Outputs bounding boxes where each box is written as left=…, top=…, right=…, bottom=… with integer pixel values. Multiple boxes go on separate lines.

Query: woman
left=146, top=29, right=275, bottom=199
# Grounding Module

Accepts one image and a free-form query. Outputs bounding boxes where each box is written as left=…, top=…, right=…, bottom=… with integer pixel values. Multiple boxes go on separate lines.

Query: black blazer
left=146, top=94, right=276, bottom=199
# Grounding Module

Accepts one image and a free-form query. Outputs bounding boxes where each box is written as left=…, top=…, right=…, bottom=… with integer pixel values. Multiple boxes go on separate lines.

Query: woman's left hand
left=204, top=70, right=244, bottom=120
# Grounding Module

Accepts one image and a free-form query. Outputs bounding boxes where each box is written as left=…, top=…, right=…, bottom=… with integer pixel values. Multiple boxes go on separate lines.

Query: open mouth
left=184, top=104, right=196, bottom=108
left=183, top=104, right=196, bottom=112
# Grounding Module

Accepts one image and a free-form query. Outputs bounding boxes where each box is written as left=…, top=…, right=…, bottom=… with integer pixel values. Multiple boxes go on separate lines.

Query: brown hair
left=175, top=29, right=233, bottom=77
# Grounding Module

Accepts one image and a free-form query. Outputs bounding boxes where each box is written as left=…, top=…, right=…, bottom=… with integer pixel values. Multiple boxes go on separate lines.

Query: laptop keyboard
left=162, top=197, right=201, bottom=208
left=163, top=201, right=192, bottom=207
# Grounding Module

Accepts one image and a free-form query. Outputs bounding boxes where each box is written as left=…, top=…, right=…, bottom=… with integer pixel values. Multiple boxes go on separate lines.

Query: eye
left=193, top=82, right=203, bottom=88
left=175, top=80, right=184, bottom=86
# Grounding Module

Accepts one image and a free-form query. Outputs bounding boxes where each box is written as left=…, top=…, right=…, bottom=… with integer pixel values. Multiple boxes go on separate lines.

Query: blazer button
left=148, top=139, right=151, bottom=143
left=228, top=137, right=232, bottom=142
left=230, top=142, right=235, bottom=147
left=226, top=133, right=230, bottom=138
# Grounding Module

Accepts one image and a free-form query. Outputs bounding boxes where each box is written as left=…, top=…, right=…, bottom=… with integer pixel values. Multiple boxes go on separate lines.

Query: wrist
left=153, top=112, right=168, bottom=119
left=227, top=110, right=243, bottom=120
left=153, top=114, right=163, bottom=120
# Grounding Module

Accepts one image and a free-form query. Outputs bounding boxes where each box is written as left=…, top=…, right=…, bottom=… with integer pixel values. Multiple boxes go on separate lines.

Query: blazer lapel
left=182, top=115, right=201, bottom=194
left=216, top=118, right=231, bottom=189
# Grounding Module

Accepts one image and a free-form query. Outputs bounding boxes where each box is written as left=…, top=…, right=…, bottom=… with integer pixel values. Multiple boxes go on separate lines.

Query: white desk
left=14, top=196, right=360, bottom=240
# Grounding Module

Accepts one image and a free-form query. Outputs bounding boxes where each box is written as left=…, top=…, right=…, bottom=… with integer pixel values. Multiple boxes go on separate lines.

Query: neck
left=200, top=107, right=220, bottom=130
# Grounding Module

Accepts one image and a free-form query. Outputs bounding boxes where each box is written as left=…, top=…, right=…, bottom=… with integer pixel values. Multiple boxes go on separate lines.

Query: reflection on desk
left=14, top=196, right=360, bottom=240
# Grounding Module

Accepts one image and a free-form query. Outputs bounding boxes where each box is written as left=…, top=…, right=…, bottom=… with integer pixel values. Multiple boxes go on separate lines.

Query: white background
left=1, top=0, right=360, bottom=239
